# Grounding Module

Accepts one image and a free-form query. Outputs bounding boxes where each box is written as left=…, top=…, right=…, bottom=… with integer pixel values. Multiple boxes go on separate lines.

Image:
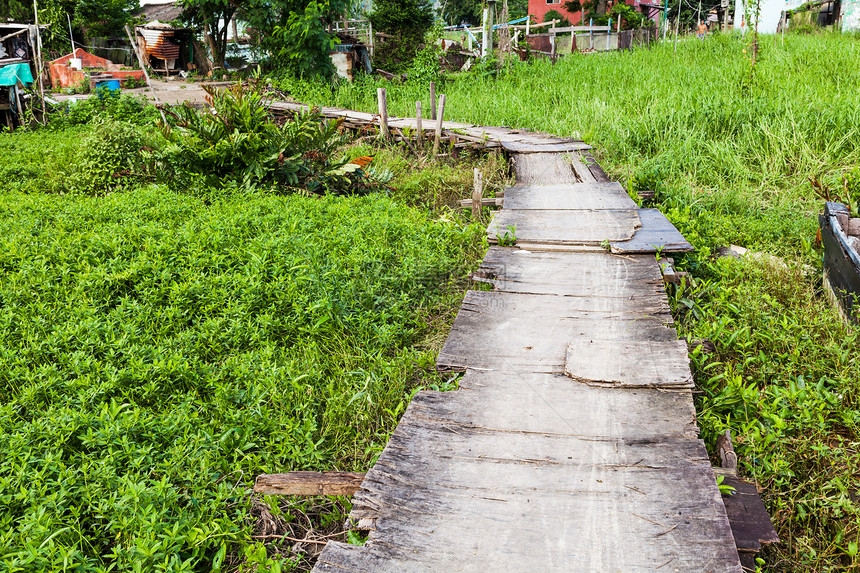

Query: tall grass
left=278, top=33, right=860, bottom=571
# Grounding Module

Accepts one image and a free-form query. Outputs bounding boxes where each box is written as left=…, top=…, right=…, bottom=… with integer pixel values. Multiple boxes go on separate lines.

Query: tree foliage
left=369, top=0, right=433, bottom=72
left=241, top=0, right=351, bottom=78
left=180, top=0, right=237, bottom=69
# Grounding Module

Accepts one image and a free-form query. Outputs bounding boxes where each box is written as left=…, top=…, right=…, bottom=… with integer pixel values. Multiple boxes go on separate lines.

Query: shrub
left=544, top=9, right=571, bottom=27
left=153, top=83, right=388, bottom=197
left=68, top=120, right=149, bottom=195
left=370, top=0, right=434, bottom=72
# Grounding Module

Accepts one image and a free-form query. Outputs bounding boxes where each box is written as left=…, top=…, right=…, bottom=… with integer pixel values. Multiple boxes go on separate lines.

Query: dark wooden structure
left=820, top=201, right=860, bottom=323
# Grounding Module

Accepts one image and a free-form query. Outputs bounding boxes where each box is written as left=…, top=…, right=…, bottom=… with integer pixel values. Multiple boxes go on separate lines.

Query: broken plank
left=502, top=182, right=638, bottom=210
left=564, top=338, right=693, bottom=388
left=610, top=208, right=695, bottom=253
left=254, top=472, right=365, bottom=496
left=488, top=209, right=641, bottom=245
left=714, top=470, right=780, bottom=557
left=512, top=153, right=580, bottom=184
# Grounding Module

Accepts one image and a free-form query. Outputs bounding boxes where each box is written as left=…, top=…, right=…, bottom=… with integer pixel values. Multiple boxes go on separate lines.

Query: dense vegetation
left=0, top=93, right=496, bottom=570
left=278, top=33, right=860, bottom=571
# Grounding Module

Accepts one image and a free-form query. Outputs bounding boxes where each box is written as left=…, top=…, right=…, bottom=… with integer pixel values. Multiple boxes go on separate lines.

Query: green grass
left=0, top=123, right=492, bottom=570
left=277, top=32, right=860, bottom=571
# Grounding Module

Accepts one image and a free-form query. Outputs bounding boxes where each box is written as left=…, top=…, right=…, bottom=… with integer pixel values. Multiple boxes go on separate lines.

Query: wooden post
left=481, top=7, right=489, bottom=57
left=526, top=15, right=530, bottom=35
left=416, top=100, right=423, bottom=146
left=430, top=82, right=436, bottom=120
left=432, top=94, right=446, bottom=157
left=377, top=87, right=389, bottom=139
left=32, top=0, right=46, bottom=122
left=472, top=168, right=483, bottom=220
left=124, top=25, right=167, bottom=123
left=13, top=86, right=25, bottom=127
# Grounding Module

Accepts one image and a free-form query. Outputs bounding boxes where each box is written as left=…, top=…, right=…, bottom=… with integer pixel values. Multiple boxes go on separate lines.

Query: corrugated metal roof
left=138, top=27, right=181, bottom=60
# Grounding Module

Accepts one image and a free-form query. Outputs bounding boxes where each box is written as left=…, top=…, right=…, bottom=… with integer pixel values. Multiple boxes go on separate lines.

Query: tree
left=75, top=0, right=138, bottom=38
left=180, top=0, right=237, bottom=69
left=369, top=0, right=433, bottom=71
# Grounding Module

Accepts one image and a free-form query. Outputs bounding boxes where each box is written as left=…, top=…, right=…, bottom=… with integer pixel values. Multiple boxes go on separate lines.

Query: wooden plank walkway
left=303, top=106, right=740, bottom=572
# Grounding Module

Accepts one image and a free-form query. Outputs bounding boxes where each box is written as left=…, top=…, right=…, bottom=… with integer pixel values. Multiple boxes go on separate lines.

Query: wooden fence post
left=430, top=82, right=436, bottom=120
left=377, top=87, right=389, bottom=140
left=472, top=168, right=483, bottom=220
left=432, top=94, right=446, bottom=157
left=416, top=100, right=423, bottom=146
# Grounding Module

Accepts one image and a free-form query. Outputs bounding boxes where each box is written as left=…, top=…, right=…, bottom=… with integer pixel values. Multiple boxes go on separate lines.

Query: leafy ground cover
left=0, top=104, right=500, bottom=569
left=277, top=33, right=860, bottom=571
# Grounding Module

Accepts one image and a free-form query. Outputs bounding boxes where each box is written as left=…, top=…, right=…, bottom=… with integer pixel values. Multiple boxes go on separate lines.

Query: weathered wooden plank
left=254, top=472, right=365, bottom=496
left=500, top=140, right=592, bottom=153
left=716, top=471, right=780, bottom=555
left=564, top=338, right=693, bottom=388
left=610, top=208, right=695, bottom=253
left=472, top=247, right=665, bottom=298
left=436, top=291, right=675, bottom=373
left=502, top=182, right=638, bottom=210
left=488, top=209, right=641, bottom=245
left=512, top=153, right=579, bottom=184
left=314, top=384, right=741, bottom=572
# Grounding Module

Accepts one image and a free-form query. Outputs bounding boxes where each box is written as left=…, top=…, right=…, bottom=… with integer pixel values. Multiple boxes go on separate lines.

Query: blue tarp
left=0, top=63, right=34, bottom=87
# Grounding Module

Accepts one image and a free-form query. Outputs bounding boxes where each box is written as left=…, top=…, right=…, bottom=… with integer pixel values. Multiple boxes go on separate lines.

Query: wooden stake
left=14, top=86, right=25, bottom=127
left=472, top=168, right=483, bottom=220
left=432, top=94, right=446, bottom=157
left=124, top=25, right=167, bottom=123
left=32, top=0, right=46, bottom=123
left=416, top=100, right=423, bottom=146
left=430, top=82, right=436, bottom=120
left=377, top=87, right=389, bottom=139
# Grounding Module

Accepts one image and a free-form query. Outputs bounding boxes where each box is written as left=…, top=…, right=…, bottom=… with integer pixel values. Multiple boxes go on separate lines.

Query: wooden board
left=500, top=140, right=592, bottom=153
left=254, top=472, right=365, bottom=496
left=610, top=208, right=695, bottom=253
left=564, top=338, right=693, bottom=388
left=314, top=372, right=742, bottom=573
left=502, top=182, right=638, bottom=210
left=488, top=209, right=641, bottom=245
left=472, top=247, right=665, bottom=299
left=436, top=291, right=676, bottom=373
left=512, top=153, right=580, bottom=184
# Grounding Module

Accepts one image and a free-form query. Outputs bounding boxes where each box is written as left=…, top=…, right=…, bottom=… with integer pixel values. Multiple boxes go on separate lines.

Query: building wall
left=844, top=0, right=860, bottom=31
left=529, top=0, right=584, bottom=25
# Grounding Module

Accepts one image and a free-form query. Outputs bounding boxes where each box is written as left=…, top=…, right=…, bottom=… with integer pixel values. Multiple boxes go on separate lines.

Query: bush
left=48, top=91, right=158, bottom=129
left=153, top=83, right=389, bottom=197
left=544, top=9, right=571, bottom=27
left=68, top=120, right=149, bottom=195
left=369, top=0, right=434, bottom=72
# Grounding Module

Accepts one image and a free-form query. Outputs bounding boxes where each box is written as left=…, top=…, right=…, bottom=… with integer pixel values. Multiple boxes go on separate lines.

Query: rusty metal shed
left=134, top=22, right=194, bottom=74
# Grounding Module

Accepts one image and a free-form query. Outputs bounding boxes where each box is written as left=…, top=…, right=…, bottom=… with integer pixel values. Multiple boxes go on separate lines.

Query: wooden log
left=432, top=94, right=446, bottom=157
left=472, top=168, right=484, bottom=219
left=254, top=472, right=366, bottom=496
left=377, top=87, right=389, bottom=140
left=416, top=100, right=423, bottom=146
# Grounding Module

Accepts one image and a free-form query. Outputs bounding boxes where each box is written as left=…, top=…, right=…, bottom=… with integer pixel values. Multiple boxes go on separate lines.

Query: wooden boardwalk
left=295, top=105, right=741, bottom=572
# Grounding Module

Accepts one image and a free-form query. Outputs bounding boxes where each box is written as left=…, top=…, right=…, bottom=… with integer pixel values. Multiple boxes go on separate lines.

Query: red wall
left=528, top=0, right=584, bottom=25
